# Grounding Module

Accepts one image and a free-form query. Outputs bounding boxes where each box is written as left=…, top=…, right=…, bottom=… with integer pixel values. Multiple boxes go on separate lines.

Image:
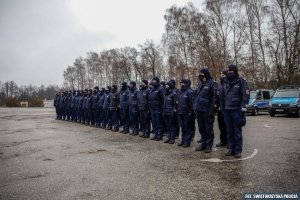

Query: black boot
left=225, top=150, right=235, bottom=156
left=205, top=148, right=212, bottom=153
left=216, top=142, right=226, bottom=147
left=169, top=140, right=175, bottom=144
left=150, top=136, right=157, bottom=140
left=234, top=152, right=241, bottom=158
left=164, top=139, right=170, bottom=143
left=195, top=145, right=206, bottom=151
left=182, top=143, right=190, bottom=148
left=177, top=141, right=184, bottom=146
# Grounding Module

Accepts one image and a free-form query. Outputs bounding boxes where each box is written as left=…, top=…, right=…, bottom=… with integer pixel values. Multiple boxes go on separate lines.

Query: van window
left=257, top=90, right=262, bottom=100
left=274, top=90, right=300, bottom=98
left=262, top=91, right=270, bottom=99
left=250, top=91, right=257, bottom=99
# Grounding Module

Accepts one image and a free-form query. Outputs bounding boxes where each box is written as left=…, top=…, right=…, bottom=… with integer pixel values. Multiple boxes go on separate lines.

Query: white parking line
left=199, top=149, right=258, bottom=163
left=264, top=124, right=272, bottom=128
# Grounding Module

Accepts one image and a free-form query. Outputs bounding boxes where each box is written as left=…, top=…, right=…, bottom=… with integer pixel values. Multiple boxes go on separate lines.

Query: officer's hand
left=241, top=107, right=247, bottom=113
left=240, top=107, right=247, bottom=116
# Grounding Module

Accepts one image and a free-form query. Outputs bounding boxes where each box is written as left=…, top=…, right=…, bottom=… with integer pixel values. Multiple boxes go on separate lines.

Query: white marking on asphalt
left=264, top=124, right=271, bottom=128
left=200, top=149, right=258, bottom=163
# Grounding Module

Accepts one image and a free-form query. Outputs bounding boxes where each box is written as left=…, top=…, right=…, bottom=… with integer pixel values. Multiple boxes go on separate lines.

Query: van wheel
left=251, top=107, right=258, bottom=116
left=253, top=108, right=258, bottom=116
left=295, top=110, right=300, bottom=117
left=270, top=113, right=275, bottom=117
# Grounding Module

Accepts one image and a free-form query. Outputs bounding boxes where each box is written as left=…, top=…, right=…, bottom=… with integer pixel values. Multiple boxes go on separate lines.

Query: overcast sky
left=0, top=0, right=201, bottom=86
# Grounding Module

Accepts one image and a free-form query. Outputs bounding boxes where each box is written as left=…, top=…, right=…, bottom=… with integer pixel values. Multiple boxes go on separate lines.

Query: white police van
left=247, top=89, right=274, bottom=116
left=269, top=86, right=300, bottom=117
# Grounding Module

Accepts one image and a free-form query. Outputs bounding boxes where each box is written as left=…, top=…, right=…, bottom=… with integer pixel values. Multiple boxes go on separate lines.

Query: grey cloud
left=0, top=0, right=114, bottom=86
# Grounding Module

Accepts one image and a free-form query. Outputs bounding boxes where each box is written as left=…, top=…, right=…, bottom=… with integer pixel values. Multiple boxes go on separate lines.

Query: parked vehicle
left=247, top=89, right=274, bottom=115
left=269, top=85, right=300, bottom=117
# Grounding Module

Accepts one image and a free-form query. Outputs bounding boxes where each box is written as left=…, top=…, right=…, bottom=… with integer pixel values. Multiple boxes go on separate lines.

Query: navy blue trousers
left=140, top=110, right=150, bottom=136
left=178, top=113, right=193, bottom=144
left=120, top=108, right=129, bottom=132
left=129, top=107, right=139, bottom=134
left=224, top=110, right=243, bottom=153
left=195, top=111, right=215, bottom=149
left=151, top=110, right=162, bottom=139
left=163, top=113, right=176, bottom=141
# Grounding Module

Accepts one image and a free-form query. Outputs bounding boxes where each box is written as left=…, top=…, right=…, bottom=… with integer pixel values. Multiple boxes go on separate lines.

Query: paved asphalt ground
left=0, top=108, right=299, bottom=200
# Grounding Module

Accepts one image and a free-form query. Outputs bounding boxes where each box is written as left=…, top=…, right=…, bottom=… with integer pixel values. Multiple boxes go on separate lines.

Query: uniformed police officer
left=70, top=90, right=77, bottom=122
left=66, top=91, right=72, bottom=121
left=138, top=80, right=151, bottom=138
left=103, top=86, right=112, bottom=129
left=78, top=90, right=84, bottom=123
left=160, top=81, right=167, bottom=136
left=177, top=79, right=194, bottom=147
left=216, top=71, right=228, bottom=147
left=85, top=89, right=93, bottom=125
left=74, top=90, right=80, bottom=122
left=54, top=93, right=60, bottom=119
left=149, top=77, right=164, bottom=141
left=98, top=88, right=105, bottom=128
left=194, top=68, right=218, bottom=153
left=221, top=64, right=249, bottom=158
left=61, top=91, right=67, bottom=120
left=170, top=79, right=180, bottom=138
left=119, top=82, right=129, bottom=133
left=162, top=81, right=177, bottom=144
left=91, top=87, right=99, bottom=126
left=82, top=90, right=88, bottom=123
left=109, top=85, right=119, bottom=132
left=128, top=81, right=139, bottom=135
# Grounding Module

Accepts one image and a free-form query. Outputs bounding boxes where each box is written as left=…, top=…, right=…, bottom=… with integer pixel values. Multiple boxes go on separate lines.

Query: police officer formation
left=54, top=64, right=249, bottom=158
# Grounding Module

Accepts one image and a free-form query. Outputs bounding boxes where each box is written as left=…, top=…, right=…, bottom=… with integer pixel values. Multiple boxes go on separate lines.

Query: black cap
left=152, top=77, right=160, bottom=84
left=142, top=80, right=148, bottom=85
left=130, top=81, right=136, bottom=86
left=166, top=81, right=174, bottom=89
left=199, top=68, right=211, bottom=78
left=112, top=84, right=118, bottom=90
left=227, top=64, right=238, bottom=72
left=180, top=79, right=189, bottom=85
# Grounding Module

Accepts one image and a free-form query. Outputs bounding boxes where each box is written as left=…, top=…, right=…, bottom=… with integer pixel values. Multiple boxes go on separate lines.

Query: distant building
left=43, top=99, right=53, bottom=108
left=18, top=98, right=29, bottom=107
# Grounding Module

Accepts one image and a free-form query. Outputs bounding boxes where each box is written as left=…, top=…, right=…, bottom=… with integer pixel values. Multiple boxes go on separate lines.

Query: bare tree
left=139, top=40, right=163, bottom=78
left=267, top=0, right=300, bottom=85
left=63, top=66, right=76, bottom=90
left=74, top=57, right=86, bottom=90
left=60, top=1, right=300, bottom=89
